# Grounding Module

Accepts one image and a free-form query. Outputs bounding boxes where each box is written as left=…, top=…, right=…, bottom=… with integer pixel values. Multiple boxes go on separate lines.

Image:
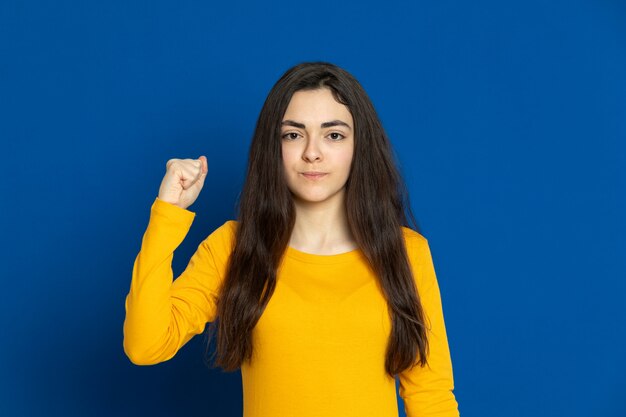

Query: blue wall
left=1, top=1, right=624, bottom=416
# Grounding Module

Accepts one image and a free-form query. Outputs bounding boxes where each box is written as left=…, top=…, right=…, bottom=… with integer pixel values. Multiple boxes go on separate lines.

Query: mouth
left=301, top=172, right=327, bottom=179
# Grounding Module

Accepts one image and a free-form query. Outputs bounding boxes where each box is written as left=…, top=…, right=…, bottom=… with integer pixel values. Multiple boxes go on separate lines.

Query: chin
left=292, top=189, right=344, bottom=205
left=293, top=195, right=328, bottom=204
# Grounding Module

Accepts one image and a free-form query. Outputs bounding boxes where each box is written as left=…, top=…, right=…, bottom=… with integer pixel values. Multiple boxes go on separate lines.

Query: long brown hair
left=204, top=62, right=429, bottom=378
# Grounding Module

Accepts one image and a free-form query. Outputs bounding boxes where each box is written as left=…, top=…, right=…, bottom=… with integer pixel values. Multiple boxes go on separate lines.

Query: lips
left=301, top=172, right=327, bottom=179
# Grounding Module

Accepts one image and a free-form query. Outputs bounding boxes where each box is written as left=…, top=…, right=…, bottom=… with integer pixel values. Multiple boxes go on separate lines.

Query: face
left=280, top=88, right=354, bottom=208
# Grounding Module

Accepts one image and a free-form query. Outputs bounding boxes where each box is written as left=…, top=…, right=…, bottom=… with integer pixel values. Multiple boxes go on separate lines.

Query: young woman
left=123, top=62, right=460, bottom=417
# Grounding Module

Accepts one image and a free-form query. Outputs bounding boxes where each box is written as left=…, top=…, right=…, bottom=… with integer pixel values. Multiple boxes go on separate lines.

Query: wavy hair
left=204, top=61, right=429, bottom=378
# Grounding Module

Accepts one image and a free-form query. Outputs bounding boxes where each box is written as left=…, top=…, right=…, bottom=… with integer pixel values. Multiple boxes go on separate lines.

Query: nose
left=302, top=137, right=322, bottom=163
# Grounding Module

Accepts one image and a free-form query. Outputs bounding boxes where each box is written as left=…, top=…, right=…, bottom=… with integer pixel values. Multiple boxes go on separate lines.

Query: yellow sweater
left=123, top=197, right=459, bottom=417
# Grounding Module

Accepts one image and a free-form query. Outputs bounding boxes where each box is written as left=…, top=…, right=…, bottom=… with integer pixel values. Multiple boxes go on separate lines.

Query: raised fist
left=157, top=156, right=208, bottom=210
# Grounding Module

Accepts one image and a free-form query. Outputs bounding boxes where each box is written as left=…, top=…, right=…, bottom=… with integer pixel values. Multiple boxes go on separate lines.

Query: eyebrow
left=281, top=119, right=352, bottom=130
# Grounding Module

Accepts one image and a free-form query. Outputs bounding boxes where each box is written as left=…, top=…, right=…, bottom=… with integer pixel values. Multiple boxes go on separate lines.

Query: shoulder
left=203, top=220, right=238, bottom=253
left=219, top=219, right=239, bottom=235
left=401, top=226, right=428, bottom=250
left=401, top=226, right=431, bottom=266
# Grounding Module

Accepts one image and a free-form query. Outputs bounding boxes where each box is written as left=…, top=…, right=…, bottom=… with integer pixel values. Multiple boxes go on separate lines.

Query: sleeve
left=397, top=235, right=460, bottom=417
left=122, top=197, right=233, bottom=366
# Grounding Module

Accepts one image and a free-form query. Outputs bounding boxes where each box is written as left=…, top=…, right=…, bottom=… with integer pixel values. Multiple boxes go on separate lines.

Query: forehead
left=283, top=88, right=353, bottom=124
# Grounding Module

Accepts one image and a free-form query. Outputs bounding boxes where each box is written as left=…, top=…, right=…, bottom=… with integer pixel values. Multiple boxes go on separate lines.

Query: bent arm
left=122, top=197, right=228, bottom=365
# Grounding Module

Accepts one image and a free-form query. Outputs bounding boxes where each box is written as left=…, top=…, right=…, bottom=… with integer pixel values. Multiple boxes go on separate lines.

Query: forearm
left=122, top=198, right=195, bottom=365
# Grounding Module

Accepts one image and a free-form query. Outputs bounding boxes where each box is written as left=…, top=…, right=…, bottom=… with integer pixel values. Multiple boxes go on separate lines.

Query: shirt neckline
left=285, top=245, right=365, bottom=265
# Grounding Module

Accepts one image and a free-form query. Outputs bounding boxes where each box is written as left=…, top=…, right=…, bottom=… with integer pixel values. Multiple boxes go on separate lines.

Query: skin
left=280, top=87, right=358, bottom=255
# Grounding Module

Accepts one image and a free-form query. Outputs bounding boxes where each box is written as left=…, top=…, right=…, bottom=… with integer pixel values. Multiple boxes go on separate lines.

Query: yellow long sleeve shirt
left=123, top=197, right=460, bottom=417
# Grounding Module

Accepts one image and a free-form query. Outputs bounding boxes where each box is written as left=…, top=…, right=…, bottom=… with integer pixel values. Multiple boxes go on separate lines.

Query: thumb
left=199, top=155, right=208, bottom=175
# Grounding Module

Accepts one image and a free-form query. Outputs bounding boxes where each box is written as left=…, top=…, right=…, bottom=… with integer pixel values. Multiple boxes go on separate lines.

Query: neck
left=289, top=191, right=357, bottom=255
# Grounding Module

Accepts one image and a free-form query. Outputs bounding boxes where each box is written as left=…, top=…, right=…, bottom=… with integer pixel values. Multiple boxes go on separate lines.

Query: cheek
left=280, top=145, right=288, bottom=163
left=281, top=147, right=298, bottom=170
left=340, top=149, right=354, bottom=171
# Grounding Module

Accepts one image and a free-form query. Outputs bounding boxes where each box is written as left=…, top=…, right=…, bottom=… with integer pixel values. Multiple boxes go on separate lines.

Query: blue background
left=1, top=1, right=624, bottom=416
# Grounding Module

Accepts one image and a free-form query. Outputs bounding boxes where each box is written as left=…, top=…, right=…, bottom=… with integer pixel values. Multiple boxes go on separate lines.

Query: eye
left=282, top=132, right=301, bottom=140
left=328, top=132, right=345, bottom=141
